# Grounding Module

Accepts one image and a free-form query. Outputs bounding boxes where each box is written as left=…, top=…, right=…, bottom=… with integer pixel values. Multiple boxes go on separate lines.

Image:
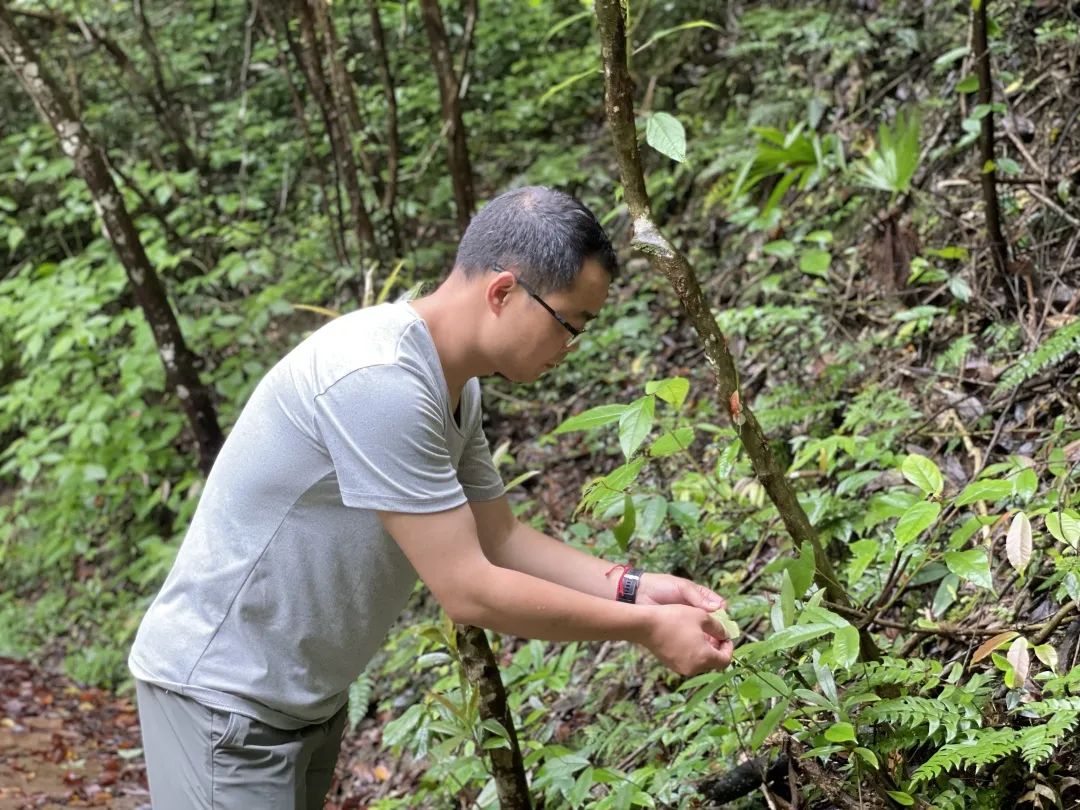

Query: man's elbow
left=434, top=563, right=499, bottom=627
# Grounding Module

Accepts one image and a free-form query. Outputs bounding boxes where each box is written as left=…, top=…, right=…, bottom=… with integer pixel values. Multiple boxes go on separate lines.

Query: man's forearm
left=486, top=520, right=623, bottom=599
left=455, top=561, right=654, bottom=644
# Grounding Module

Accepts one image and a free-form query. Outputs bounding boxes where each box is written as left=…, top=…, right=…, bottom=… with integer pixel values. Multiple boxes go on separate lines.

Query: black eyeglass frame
left=491, top=263, right=584, bottom=346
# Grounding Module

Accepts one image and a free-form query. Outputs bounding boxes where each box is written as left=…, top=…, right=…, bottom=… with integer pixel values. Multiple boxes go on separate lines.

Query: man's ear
left=485, top=270, right=516, bottom=314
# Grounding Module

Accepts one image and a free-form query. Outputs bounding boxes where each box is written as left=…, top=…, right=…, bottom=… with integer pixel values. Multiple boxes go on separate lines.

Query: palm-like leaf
left=852, top=111, right=921, bottom=195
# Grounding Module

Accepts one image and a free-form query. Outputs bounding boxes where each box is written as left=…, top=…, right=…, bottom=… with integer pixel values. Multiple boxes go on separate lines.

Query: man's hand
left=635, top=572, right=726, bottom=613
left=642, top=604, right=734, bottom=676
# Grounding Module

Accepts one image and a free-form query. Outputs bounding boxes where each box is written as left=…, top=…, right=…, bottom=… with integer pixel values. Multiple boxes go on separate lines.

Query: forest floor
left=0, top=652, right=421, bottom=809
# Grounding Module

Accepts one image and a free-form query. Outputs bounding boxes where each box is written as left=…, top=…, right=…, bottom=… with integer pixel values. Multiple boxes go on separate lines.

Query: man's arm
left=468, top=496, right=729, bottom=612
left=379, top=503, right=732, bottom=676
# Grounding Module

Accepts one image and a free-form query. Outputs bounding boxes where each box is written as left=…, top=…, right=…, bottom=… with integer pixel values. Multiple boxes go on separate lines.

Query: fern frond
left=1021, top=697, right=1080, bottom=715
left=995, top=318, right=1080, bottom=395
left=1017, top=711, right=1079, bottom=768
left=854, top=657, right=944, bottom=690
left=863, top=694, right=982, bottom=743
left=911, top=728, right=1021, bottom=784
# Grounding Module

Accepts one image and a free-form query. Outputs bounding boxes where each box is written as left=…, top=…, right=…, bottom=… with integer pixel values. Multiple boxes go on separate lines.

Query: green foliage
left=994, top=318, right=1080, bottom=396
left=851, top=111, right=922, bottom=196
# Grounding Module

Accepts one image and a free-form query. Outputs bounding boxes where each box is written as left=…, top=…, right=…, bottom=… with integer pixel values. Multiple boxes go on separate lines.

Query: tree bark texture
left=418, top=0, right=476, bottom=233
left=592, top=0, right=877, bottom=661
left=972, top=0, right=1015, bottom=299
left=455, top=625, right=532, bottom=809
left=10, top=8, right=200, bottom=172
left=276, top=0, right=377, bottom=263
left=366, top=0, right=401, bottom=221
left=0, top=6, right=224, bottom=475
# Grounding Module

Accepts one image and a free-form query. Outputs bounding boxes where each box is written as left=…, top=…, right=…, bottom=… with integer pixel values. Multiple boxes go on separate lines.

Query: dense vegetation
left=2, top=0, right=1079, bottom=806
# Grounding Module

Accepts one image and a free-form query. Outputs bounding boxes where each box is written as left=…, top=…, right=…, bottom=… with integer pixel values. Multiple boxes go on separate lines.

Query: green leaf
left=824, top=722, right=856, bottom=744
left=901, top=454, right=944, bottom=496
left=750, top=699, right=790, bottom=749
left=711, top=607, right=741, bottom=640
left=763, top=239, right=796, bottom=259
left=895, top=501, right=942, bottom=547
left=736, top=623, right=837, bottom=661
left=855, top=747, right=879, bottom=769
left=649, top=427, right=694, bottom=457
left=944, top=548, right=993, bottom=590
left=887, top=791, right=915, bottom=806
left=645, top=112, right=687, bottom=163
left=799, top=249, right=831, bottom=278
left=618, top=396, right=655, bottom=459
left=1045, top=510, right=1080, bottom=549
left=956, top=74, right=980, bottom=92
left=645, top=377, right=689, bottom=409
left=788, top=542, right=816, bottom=598
left=553, top=404, right=626, bottom=434
left=613, top=494, right=636, bottom=553
left=832, top=625, right=860, bottom=668
left=934, top=46, right=969, bottom=72
left=954, top=478, right=1014, bottom=505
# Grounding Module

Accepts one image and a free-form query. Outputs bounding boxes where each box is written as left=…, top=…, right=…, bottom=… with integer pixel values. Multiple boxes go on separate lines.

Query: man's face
left=497, top=259, right=611, bottom=384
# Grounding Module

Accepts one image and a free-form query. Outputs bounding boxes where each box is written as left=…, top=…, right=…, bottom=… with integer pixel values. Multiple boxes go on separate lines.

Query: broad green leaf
left=736, top=623, right=835, bottom=661
left=1033, top=643, right=1059, bottom=672
left=1005, top=512, right=1032, bottom=575
left=553, top=403, right=626, bottom=434
left=799, top=249, right=831, bottom=278
left=824, top=722, right=856, bottom=743
left=855, top=747, right=879, bottom=769
left=750, top=699, right=789, bottom=749
left=846, top=539, right=879, bottom=586
left=932, top=573, right=960, bottom=617
left=887, top=791, right=915, bottom=806
left=956, top=74, right=980, bottom=92
left=649, top=427, right=694, bottom=457
left=954, top=478, right=1013, bottom=506
left=645, top=112, right=686, bottom=163
left=613, top=494, right=636, bottom=553
left=901, top=454, right=944, bottom=496
left=788, top=542, right=816, bottom=598
left=944, top=548, right=993, bottom=590
left=711, top=607, right=741, bottom=640
left=763, top=239, right=796, bottom=259
left=618, top=396, right=655, bottom=459
left=895, top=501, right=941, bottom=547
left=1045, top=510, right=1080, bottom=549
left=645, top=377, right=690, bottom=409
left=832, top=625, right=860, bottom=668
left=636, top=495, right=667, bottom=537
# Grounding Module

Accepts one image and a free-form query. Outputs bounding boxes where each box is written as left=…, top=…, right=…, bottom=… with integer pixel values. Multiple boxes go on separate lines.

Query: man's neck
left=408, top=281, right=492, bottom=403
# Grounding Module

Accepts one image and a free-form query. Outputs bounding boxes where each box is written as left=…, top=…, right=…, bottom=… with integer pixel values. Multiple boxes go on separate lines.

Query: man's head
left=450, top=187, right=617, bottom=383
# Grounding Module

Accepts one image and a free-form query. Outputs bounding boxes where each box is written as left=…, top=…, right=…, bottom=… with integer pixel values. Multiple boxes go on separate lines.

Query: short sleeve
left=313, top=365, right=466, bottom=512
left=457, top=380, right=505, bottom=502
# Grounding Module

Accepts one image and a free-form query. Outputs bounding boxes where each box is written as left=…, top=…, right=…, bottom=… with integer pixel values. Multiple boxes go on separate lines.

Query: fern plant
left=995, top=318, right=1080, bottom=395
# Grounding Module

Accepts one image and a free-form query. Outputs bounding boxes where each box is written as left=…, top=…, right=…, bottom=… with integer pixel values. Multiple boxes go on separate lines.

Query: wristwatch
left=616, top=567, right=644, bottom=604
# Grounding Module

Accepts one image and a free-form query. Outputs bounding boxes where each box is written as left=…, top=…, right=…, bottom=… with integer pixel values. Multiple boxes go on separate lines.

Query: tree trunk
left=366, top=0, right=402, bottom=252
left=418, top=0, right=476, bottom=233
left=276, top=0, right=376, bottom=266
left=455, top=625, right=532, bottom=809
left=0, top=5, right=223, bottom=475
left=592, top=0, right=876, bottom=661
left=972, top=0, right=1016, bottom=303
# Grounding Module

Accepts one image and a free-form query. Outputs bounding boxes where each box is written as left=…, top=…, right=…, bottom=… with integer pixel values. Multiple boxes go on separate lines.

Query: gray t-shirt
left=128, top=302, right=505, bottom=729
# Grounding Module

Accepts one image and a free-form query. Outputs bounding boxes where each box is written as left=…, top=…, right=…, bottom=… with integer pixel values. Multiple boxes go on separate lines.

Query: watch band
left=616, top=567, right=644, bottom=604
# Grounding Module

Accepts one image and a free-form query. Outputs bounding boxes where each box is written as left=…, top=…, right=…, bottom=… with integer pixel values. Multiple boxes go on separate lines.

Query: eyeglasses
left=491, top=263, right=584, bottom=347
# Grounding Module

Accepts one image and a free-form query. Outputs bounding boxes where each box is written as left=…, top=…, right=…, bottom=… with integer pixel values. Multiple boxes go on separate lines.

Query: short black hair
left=453, top=186, right=617, bottom=294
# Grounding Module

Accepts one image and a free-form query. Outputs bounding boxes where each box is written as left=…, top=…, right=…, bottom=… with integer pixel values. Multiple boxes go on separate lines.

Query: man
left=129, top=186, right=733, bottom=809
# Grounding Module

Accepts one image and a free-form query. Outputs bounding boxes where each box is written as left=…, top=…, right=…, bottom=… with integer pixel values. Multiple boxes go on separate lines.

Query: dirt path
left=0, top=658, right=147, bottom=809
left=0, top=656, right=426, bottom=809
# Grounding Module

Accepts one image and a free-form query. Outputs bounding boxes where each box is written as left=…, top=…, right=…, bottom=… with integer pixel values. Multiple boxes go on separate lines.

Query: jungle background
left=2, top=0, right=1080, bottom=807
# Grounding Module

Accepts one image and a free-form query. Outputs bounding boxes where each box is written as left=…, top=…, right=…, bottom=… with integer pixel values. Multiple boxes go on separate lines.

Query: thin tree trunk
left=366, top=0, right=402, bottom=250
left=593, top=0, right=876, bottom=661
left=11, top=8, right=200, bottom=172
left=455, top=625, right=532, bottom=809
left=972, top=0, right=1016, bottom=302
left=418, top=0, right=475, bottom=232
left=277, top=0, right=376, bottom=266
left=0, top=6, right=223, bottom=475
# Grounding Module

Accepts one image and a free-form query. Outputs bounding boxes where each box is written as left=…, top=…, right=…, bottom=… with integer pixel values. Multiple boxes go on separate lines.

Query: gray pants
left=134, top=681, right=347, bottom=809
